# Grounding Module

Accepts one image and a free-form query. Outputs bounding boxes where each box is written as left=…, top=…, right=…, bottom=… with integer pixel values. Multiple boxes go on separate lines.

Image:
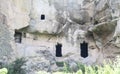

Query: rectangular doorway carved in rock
left=55, top=43, right=62, bottom=57
left=14, top=31, right=22, bottom=43
left=80, top=41, right=88, bottom=58
left=41, top=14, right=45, bottom=20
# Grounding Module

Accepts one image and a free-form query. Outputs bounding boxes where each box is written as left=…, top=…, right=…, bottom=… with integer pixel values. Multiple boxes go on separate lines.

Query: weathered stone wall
left=0, top=0, right=120, bottom=73
left=0, top=12, right=14, bottom=62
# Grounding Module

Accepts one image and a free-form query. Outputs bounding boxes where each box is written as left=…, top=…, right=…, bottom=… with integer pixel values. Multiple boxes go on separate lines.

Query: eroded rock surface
left=0, top=13, right=14, bottom=62
left=0, top=0, right=120, bottom=73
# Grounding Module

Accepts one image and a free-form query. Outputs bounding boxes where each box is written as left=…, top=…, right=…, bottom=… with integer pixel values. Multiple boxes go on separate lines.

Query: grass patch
left=56, top=62, right=64, bottom=67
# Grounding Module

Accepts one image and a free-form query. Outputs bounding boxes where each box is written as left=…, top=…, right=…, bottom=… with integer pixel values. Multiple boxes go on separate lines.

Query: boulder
left=89, top=21, right=116, bottom=48
left=24, top=49, right=56, bottom=74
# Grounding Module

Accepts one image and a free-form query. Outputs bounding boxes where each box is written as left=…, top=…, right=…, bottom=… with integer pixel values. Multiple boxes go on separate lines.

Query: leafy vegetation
left=2, top=58, right=27, bottom=74
left=7, top=58, right=26, bottom=74
left=0, top=68, right=8, bottom=74
left=1, top=56, right=120, bottom=74
left=37, top=56, right=120, bottom=74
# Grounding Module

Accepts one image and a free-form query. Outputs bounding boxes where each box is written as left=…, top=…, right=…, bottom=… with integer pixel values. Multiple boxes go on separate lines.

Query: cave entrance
left=14, top=31, right=22, bottom=43
left=41, top=14, right=45, bottom=20
left=80, top=41, right=88, bottom=58
left=55, top=43, right=62, bottom=57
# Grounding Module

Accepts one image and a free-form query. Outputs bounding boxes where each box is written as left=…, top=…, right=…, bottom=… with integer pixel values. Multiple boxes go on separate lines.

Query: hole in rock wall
left=55, top=43, right=62, bottom=57
left=80, top=41, right=88, bottom=58
left=14, top=31, right=22, bottom=43
left=41, top=14, right=45, bottom=20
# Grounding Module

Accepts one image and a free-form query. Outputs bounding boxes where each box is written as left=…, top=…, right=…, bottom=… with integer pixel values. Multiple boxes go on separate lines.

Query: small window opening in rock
left=14, top=31, right=22, bottom=43
left=41, top=14, right=45, bottom=20
left=80, top=41, right=88, bottom=58
left=55, top=43, right=62, bottom=57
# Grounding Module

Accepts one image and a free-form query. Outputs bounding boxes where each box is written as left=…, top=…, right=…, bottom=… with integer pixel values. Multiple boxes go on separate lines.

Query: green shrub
left=56, top=62, right=64, bottom=67
left=62, top=56, right=120, bottom=74
left=6, top=58, right=26, bottom=74
left=63, top=63, right=71, bottom=73
left=0, top=68, right=8, bottom=74
left=33, top=56, right=120, bottom=74
left=77, top=63, right=85, bottom=73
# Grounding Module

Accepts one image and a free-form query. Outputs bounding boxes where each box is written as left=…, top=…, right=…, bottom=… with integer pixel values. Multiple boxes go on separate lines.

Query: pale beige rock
left=0, top=12, right=15, bottom=62
left=0, top=0, right=31, bottom=29
left=28, top=0, right=58, bottom=34
left=1, top=0, right=120, bottom=73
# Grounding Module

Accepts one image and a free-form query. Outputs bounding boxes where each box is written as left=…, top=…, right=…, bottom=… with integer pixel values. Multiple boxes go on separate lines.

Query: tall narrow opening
left=14, top=31, right=22, bottom=43
left=41, top=14, right=45, bottom=20
left=80, top=41, right=88, bottom=58
left=55, top=43, right=62, bottom=57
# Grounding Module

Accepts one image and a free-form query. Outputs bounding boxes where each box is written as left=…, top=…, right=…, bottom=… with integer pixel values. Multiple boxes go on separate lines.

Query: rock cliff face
left=0, top=0, right=120, bottom=73
left=0, top=12, right=14, bottom=62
